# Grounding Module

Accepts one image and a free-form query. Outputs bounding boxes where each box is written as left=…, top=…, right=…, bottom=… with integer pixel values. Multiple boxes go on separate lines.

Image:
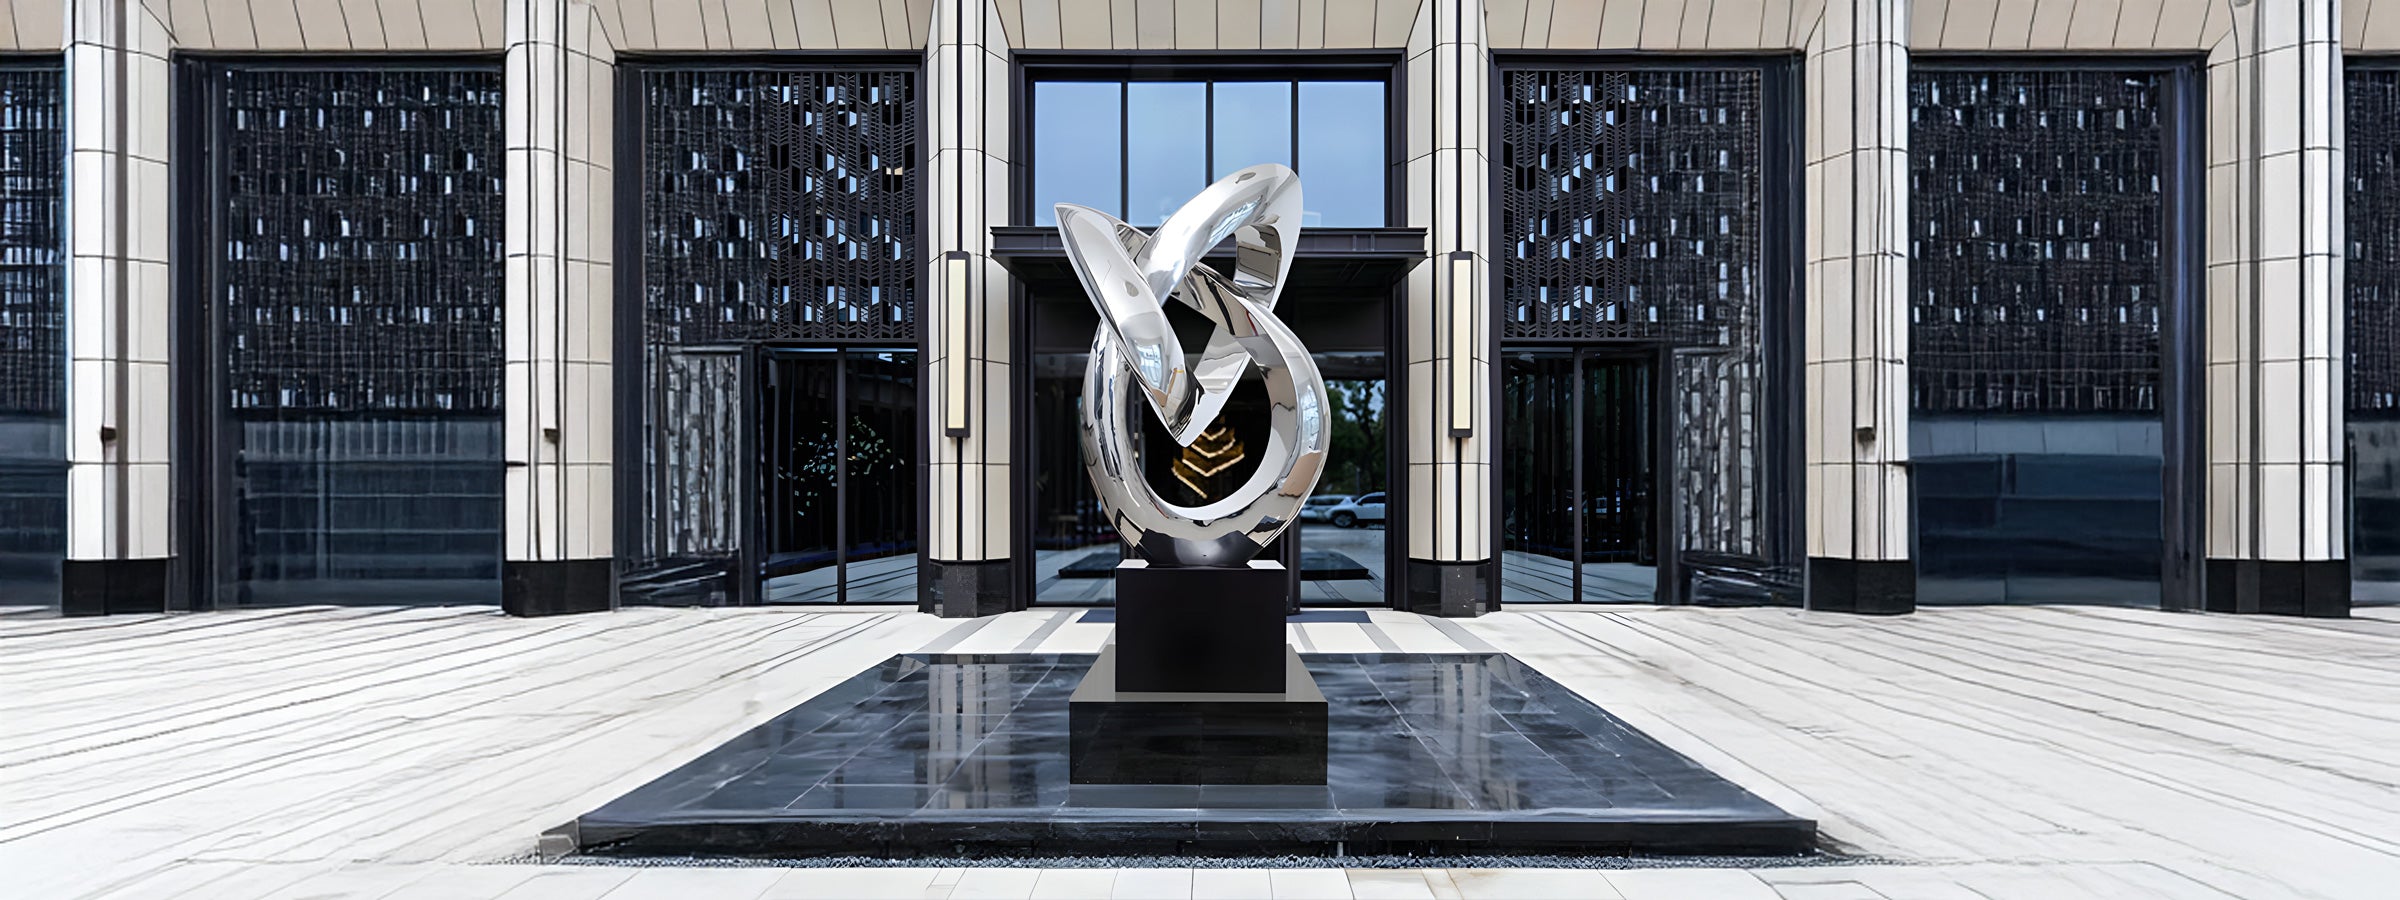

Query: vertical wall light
left=1447, top=251, right=1478, bottom=438
left=943, top=250, right=973, bottom=437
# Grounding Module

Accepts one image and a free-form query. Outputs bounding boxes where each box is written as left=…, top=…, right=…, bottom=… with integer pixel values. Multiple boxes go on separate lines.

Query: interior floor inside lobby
left=4, top=603, right=2398, bottom=899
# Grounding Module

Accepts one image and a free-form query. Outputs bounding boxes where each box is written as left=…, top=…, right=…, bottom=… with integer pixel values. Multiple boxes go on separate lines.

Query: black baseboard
left=502, top=559, right=615, bottom=617
left=1404, top=558, right=1493, bottom=617
left=2204, top=558, right=2350, bottom=618
left=1806, top=558, right=1916, bottom=615
left=923, top=558, right=1013, bottom=617
left=60, top=558, right=172, bottom=616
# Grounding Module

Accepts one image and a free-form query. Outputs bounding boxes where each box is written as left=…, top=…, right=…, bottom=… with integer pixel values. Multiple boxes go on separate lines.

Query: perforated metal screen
left=2353, top=67, right=2400, bottom=417
left=639, top=68, right=920, bottom=346
left=200, top=65, right=506, bottom=605
left=1909, top=70, right=2167, bottom=415
left=1497, top=66, right=1787, bottom=598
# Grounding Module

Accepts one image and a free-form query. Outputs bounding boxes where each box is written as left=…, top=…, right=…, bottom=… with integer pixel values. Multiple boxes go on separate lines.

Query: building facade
left=0, top=0, right=2393, bottom=619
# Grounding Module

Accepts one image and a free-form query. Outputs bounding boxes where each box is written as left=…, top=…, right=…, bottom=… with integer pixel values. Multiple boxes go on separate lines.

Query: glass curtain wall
left=2351, top=64, right=2400, bottom=606
left=624, top=66, right=921, bottom=606
left=0, top=62, right=62, bottom=609
left=1908, top=69, right=2175, bottom=607
left=1030, top=76, right=1385, bottom=227
left=1496, top=66, right=1796, bottom=605
left=193, top=66, right=507, bottom=607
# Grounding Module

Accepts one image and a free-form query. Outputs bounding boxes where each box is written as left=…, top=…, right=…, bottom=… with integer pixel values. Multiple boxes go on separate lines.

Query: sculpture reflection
left=1054, top=164, right=1330, bottom=567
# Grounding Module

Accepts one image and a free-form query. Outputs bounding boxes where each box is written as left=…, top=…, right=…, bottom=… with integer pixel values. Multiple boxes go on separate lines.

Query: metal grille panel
left=640, top=68, right=919, bottom=345
left=2353, top=67, right=2400, bottom=416
left=220, top=69, right=506, bottom=415
left=0, top=64, right=62, bottom=417
left=1909, top=70, right=2166, bottom=415
left=1499, top=68, right=1770, bottom=562
left=204, top=66, right=505, bottom=604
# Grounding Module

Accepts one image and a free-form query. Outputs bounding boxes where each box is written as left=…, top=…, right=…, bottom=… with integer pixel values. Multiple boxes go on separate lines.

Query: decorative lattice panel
left=1500, top=69, right=1763, bottom=344
left=1499, top=68, right=1769, bottom=558
left=2353, top=67, right=2400, bottom=416
left=641, top=69, right=919, bottom=345
left=218, top=69, right=506, bottom=416
left=1909, top=70, right=2166, bottom=415
left=0, top=64, right=63, bottom=417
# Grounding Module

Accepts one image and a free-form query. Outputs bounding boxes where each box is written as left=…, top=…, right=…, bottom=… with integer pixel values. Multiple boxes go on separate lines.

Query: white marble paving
left=6, top=604, right=2400, bottom=898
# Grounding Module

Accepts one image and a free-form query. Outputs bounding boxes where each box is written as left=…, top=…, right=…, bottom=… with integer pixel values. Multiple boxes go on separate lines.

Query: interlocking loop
left=1055, top=164, right=1329, bottom=567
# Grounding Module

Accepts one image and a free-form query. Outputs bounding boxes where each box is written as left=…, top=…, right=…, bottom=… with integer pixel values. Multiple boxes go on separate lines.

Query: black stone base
left=61, top=558, right=171, bottom=616
left=1405, top=558, right=1492, bottom=617
left=502, top=559, right=614, bottom=617
left=1806, top=558, right=1915, bottom=615
left=2205, top=559, right=2351, bottom=618
left=922, top=558, right=1013, bottom=617
left=1115, top=560, right=1288, bottom=693
left=1068, top=645, right=1328, bottom=785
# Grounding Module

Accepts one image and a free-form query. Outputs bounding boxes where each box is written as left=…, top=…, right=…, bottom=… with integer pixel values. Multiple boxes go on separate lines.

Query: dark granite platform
left=562, top=653, right=1815, bottom=858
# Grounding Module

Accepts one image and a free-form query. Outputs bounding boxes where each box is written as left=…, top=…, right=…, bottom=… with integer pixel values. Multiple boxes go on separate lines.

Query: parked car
left=1327, top=492, right=1387, bottom=528
left=1299, top=494, right=1353, bottom=523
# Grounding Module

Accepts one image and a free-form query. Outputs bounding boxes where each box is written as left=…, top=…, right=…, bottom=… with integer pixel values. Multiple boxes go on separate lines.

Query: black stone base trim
left=1115, top=561, right=1289, bottom=693
left=503, top=559, right=615, bottom=617
left=2204, top=558, right=2350, bottom=618
left=1068, top=645, right=1328, bottom=785
left=61, top=558, right=172, bottom=616
left=1405, top=558, right=1493, bottom=617
left=922, top=558, right=1012, bottom=617
left=1806, top=558, right=1915, bottom=615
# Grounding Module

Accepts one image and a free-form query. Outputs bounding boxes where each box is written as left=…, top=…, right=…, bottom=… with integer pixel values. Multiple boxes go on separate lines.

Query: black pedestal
left=1068, top=559, right=1327, bottom=785
left=1113, top=560, right=1289, bottom=693
left=1068, top=645, right=1329, bottom=785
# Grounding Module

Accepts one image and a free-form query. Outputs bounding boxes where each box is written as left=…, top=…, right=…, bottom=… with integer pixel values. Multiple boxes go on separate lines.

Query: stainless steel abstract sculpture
left=1056, top=164, right=1329, bottom=567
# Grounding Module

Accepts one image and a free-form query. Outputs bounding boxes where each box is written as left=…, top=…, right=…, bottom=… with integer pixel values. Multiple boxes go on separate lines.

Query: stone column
left=1803, top=0, right=1915, bottom=614
left=922, top=0, right=1012, bottom=617
left=60, top=0, right=172, bottom=615
left=2204, top=0, right=2349, bottom=616
left=1398, top=0, right=1493, bottom=617
left=501, top=0, right=615, bottom=616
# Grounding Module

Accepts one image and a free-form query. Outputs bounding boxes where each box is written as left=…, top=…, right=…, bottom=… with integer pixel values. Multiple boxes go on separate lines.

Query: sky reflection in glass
left=1126, top=82, right=1206, bottom=226
left=1033, top=77, right=1386, bottom=227
left=1032, top=81, right=1121, bottom=226
left=1299, top=81, right=1385, bottom=226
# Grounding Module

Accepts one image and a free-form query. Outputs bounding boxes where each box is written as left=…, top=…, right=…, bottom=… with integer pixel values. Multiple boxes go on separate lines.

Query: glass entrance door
left=1500, top=349, right=1663, bottom=603
left=1023, top=295, right=1392, bottom=607
left=757, top=348, right=920, bottom=604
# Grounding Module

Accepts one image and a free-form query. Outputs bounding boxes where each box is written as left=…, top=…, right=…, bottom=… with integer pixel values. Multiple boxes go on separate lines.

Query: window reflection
left=1032, top=81, right=1121, bottom=226
left=1211, top=81, right=1292, bottom=179
left=1299, top=82, right=1385, bottom=227
left=1126, top=82, right=1205, bottom=226
left=1029, top=76, right=1386, bottom=227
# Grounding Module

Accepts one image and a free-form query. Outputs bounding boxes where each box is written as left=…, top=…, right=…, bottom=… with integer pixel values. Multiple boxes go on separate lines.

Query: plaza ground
left=4, top=602, right=2397, bottom=898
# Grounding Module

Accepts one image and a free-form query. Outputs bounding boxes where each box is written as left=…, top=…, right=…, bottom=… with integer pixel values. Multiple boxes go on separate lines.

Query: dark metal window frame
left=1008, top=51, right=1405, bottom=228
left=1488, top=52, right=1806, bottom=609
left=611, top=53, right=929, bottom=607
left=0, top=54, right=65, bottom=608
left=2348, top=54, right=2400, bottom=597
left=1908, top=53, right=2208, bottom=610
left=173, top=53, right=509, bottom=612
left=1007, top=51, right=1411, bottom=610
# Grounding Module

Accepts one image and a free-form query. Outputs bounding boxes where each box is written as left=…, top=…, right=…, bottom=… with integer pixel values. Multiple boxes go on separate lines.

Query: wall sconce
left=943, top=251, right=972, bottom=438
left=1446, top=251, right=1477, bottom=438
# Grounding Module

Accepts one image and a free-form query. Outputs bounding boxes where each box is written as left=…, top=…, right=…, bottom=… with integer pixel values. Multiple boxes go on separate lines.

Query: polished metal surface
left=1055, top=165, right=1329, bottom=567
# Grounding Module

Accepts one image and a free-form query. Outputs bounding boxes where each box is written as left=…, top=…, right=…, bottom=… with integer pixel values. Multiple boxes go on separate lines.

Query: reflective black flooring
left=568, top=653, right=1815, bottom=857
